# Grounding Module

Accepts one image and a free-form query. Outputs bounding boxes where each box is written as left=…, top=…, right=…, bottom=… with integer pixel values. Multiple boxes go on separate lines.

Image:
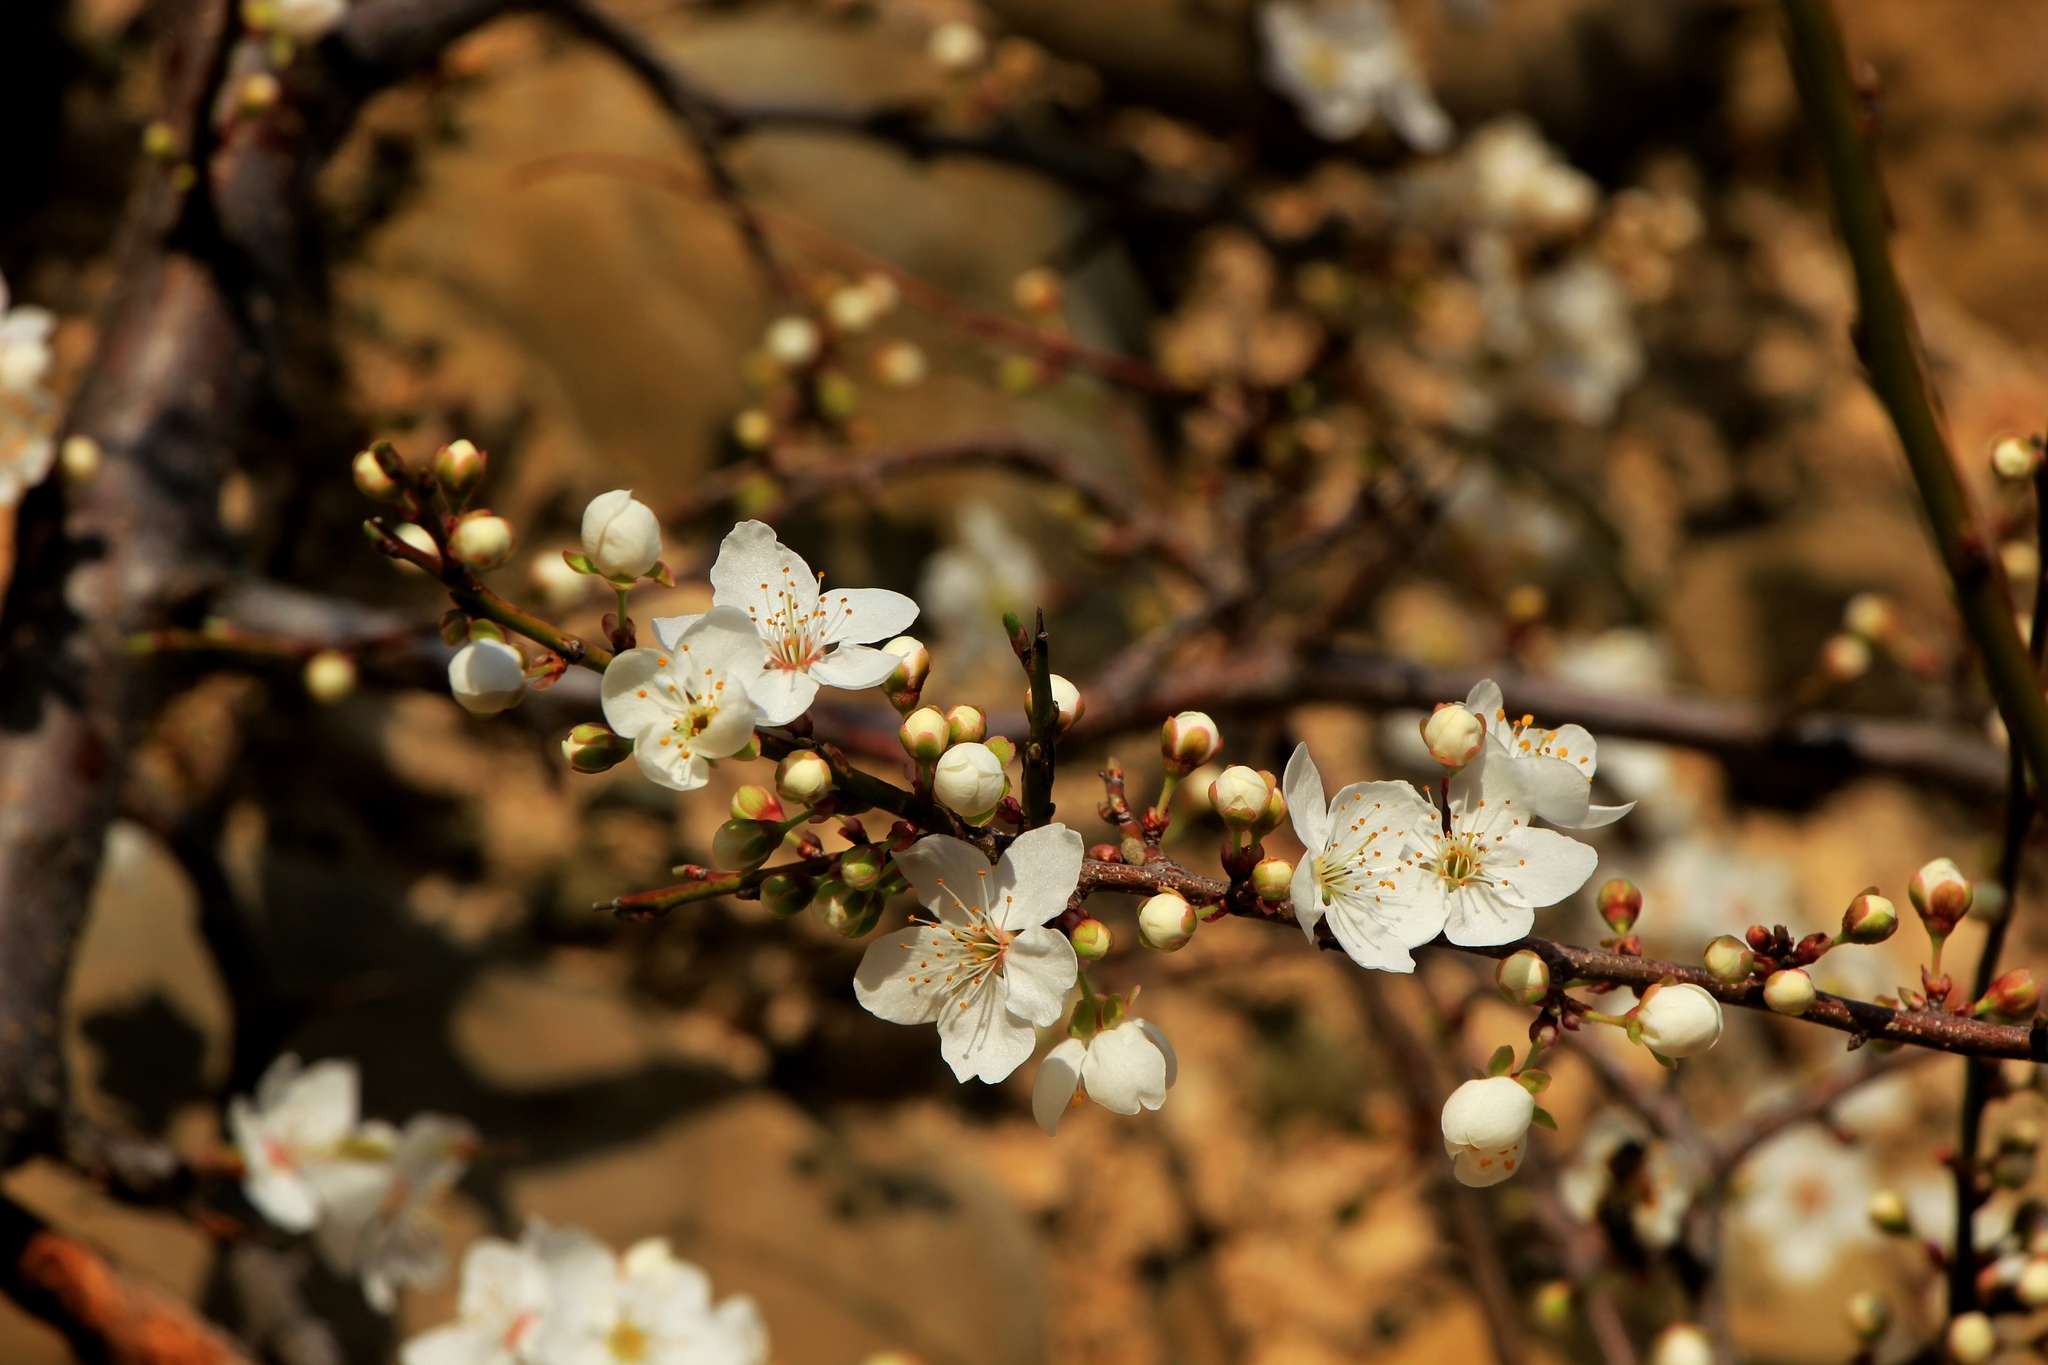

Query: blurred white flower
left=1441, top=1075, right=1534, bottom=1187
left=314, top=1113, right=477, bottom=1312
left=1464, top=677, right=1634, bottom=829
left=535, top=1230, right=768, bottom=1365
left=1033, top=1017, right=1177, bottom=1135
left=854, top=825, right=1081, bottom=1083
left=1281, top=741, right=1437, bottom=970
left=0, top=274, right=54, bottom=395
left=0, top=389, right=56, bottom=508
left=230, top=1054, right=361, bottom=1234
left=1732, top=1125, right=1878, bottom=1283
left=918, top=500, right=1044, bottom=661
left=274, top=0, right=347, bottom=42
left=1464, top=118, right=1598, bottom=238
left=601, top=608, right=765, bottom=792
left=652, top=521, right=919, bottom=727
left=1526, top=256, right=1643, bottom=424
left=400, top=1233, right=551, bottom=1365
left=1259, top=0, right=1452, bottom=150
left=1558, top=1107, right=1698, bottom=1248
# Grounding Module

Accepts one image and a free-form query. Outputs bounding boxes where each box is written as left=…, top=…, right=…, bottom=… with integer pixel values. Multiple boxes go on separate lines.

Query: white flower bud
left=1496, top=950, right=1550, bottom=1006
left=881, top=635, right=930, bottom=713
left=1820, top=632, right=1870, bottom=681
left=1763, top=967, right=1815, bottom=1016
left=579, top=489, right=662, bottom=582
left=1633, top=982, right=1723, bottom=1057
left=353, top=448, right=401, bottom=501
left=1842, top=591, right=1896, bottom=643
left=1646, top=1324, right=1713, bottom=1365
left=392, top=522, right=439, bottom=574
left=1160, top=711, right=1222, bottom=775
left=447, top=638, right=525, bottom=715
left=764, top=316, right=821, bottom=368
left=732, top=408, right=774, bottom=449
left=1250, top=858, right=1293, bottom=901
left=2017, top=1257, right=2048, bottom=1308
left=1137, top=891, right=1197, bottom=951
left=827, top=277, right=896, bottom=332
left=1025, top=673, right=1083, bottom=734
left=1948, top=1311, right=1996, bottom=1365
left=899, top=706, right=950, bottom=763
left=1440, top=1076, right=1534, bottom=1188
left=945, top=704, right=988, bottom=745
left=1868, top=1188, right=1911, bottom=1235
left=59, top=434, right=101, bottom=483
left=302, top=650, right=356, bottom=704
left=872, top=340, right=926, bottom=388
left=1420, top=702, right=1485, bottom=769
left=449, top=513, right=514, bottom=570
left=776, top=751, right=834, bottom=806
left=1992, top=433, right=2042, bottom=481
left=927, top=20, right=986, bottom=71
left=933, top=741, right=1006, bottom=818
left=1209, top=765, right=1271, bottom=832
left=433, top=438, right=486, bottom=498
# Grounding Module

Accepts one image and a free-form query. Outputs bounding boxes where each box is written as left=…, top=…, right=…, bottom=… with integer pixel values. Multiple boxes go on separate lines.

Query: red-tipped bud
left=1840, top=888, right=1897, bottom=945
left=1251, top=858, right=1294, bottom=901
left=1070, top=919, right=1112, bottom=961
left=1420, top=702, right=1485, bottom=769
left=1160, top=711, right=1222, bottom=776
left=838, top=844, right=885, bottom=892
left=711, top=818, right=782, bottom=872
left=760, top=873, right=815, bottom=918
left=775, top=751, right=834, bottom=806
left=1596, top=878, right=1642, bottom=935
left=1908, top=857, right=1973, bottom=938
left=1763, top=968, right=1816, bottom=1016
left=433, top=438, right=487, bottom=498
left=1703, top=935, right=1754, bottom=983
left=945, top=704, right=987, bottom=746
left=899, top=706, right=950, bottom=763
left=1210, top=766, right=1273, bottom=833
left=881, top=636, right=930, bottom=714
left=1975, top=967, right=2041, bottom=1021
left=1496, top=950, right=1551, bottom=1006
left=352, top=447, right=403, bottom=501
left=448, top=512, right=514, bottom=570
left=730, top=785, right=784, bottom=822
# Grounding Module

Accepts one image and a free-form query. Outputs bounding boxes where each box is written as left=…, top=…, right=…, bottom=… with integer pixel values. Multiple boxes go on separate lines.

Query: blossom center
left=1434, top=837, right=1481, bottom=887
left=607, top=1318, right=650, bottom=1363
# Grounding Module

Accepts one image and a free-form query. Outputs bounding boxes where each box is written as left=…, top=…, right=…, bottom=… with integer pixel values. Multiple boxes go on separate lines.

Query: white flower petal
left=1442, top=883, right=1533, bottom=946
left=1289, top=857, right=1325, bottom=944
left=992, top=823, right=1084, bottom=932
left=892, top=835, right=995, bottom=925
left=651, top=613, right=703, bottom=652
left=996, top=927, right=1078, bottom=1026
left=1081, top=1020, right=1170, bottom=1115
left=600, top=649, right=674, bottom=739
left=632, top=740, right=710, bottom=792
left=400, top=1324, right=503, bottom=1365
left=851, top=924, right=956, bottom=1024
left=936, top=985, right=1037, bottom=1083
left=1442, top=1075, right=1536, bottom=1148
left=814, top=587, right=920, bottom=647
left=1136, top=1019, right=1177, bottom=1090
left=806, top=642, right=902, bottom=691
left=1494, top=825, right=1598, bottom=909
left=1033, top=1038, right=1087, bottom=1135
left=273, top=1058, right=360, bottom=1146
left=1466, top=678, right=1505, bottom=726
left=1282, top=742, right=1332, bottom=854
left=243, top=1163, right=323, bottom=1233
left=710, top=520, right=817, bottom=621
left=674, top=605, right=771, bottom=676
left=1575, top=801, right=1636, bottom=829
left=740, top=666, right=815, bottom=728
left=1453, top=1135, right=1528, bottom=1188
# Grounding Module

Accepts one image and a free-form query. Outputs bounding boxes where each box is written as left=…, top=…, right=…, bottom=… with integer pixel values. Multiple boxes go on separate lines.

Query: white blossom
left=1526, top=256, right=1644, bottom=425
left=652, top=521, right=918, bottom=727
left=1258, top=0, right=1452, bottom=151
left=1464, top=678, right=1634, bottom=829
left=448, top=639, right=527, bottom=717
left=230, top=1054, right=362, bottom=1234
left=1033, top=1018, right=1177, bottom=1135
left=534, top=1231, right=767, bottom=1365
left=1282, top=743, right=1436, bottom=970
left=1559, top=1107, right=1697, bottom=1248
left=854, top=824, right=1082, bottom=1083
left=932, top=741, right=1006, bottom=819
left=1441, top=1075, right=1535, bottom=1187
left=0, top=274, right=54, bottom=395
left=1464, top=118, right=1599, bottom=238
left=1732, top=1125, right=1879, bottom=1283
left=918, top=501, right=1044, bottom=666
left=314, top=1113, right=477, bottom=1312
left=580, top=490, right=663, bottom=583
left=400, top=1234, right=551, bottom=1365
left=1633, top=981, right=1723, bottom=1058
left=602, top=608, right=765, bottom=792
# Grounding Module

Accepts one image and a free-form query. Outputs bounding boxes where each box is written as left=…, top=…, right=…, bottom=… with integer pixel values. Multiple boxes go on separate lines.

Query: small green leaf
left=1487, top=1045, right=1516, bottom=1077
left=1516, top=1069, right=1551, bottom=1095
left=1650, top=1050, right=1677, bottom=1070
left=1530, top=1106, right=1557, bottom=1130
left=646, top=560, right=676, bottom=588
left=439, top=610, right=471, bottom=646
left=562, top=550, right=597, bottom=575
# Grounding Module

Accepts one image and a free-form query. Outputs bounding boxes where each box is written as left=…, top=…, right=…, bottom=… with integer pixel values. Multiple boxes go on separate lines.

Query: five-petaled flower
left=315, top=1113, right=478, bottom=1312
left=534, top=1230, right=767, bottom=1365
left=1441, top=1075, right=1536, bottom=1188
left=1464, top=678, right=1634, bottom=830
left=854, top=824, right=1082, bottom=1083
left=1258, top=0, right=1452, bottom=150
left=602, top=607, right=766, bottom=792
left=653, top=520, right=919, bottom=727
left=1033, top=1017, right=1177, bottom=1135
left=230, top=1053, right=363, bottom=1234
left=1282, top=742, right=1437, bottom=971
left=400, top=1231, right=552, bottom=1365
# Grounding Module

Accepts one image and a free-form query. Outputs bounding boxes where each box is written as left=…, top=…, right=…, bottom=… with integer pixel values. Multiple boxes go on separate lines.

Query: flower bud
left=433, top=438, right=486, bottom=498
left=1843, top=1291, right=1889, bottom=1343
left=1633, top=982, right=1724, bottom=1058
left=352, top=448, right=402, bottom=501
left=945, top=704, right=987, bottom=746
left=1210, top=765, right=1272, bottom=833
left=732, top=408, right=774, bottom=450
left=760, top=872, right=815, bottom=918
left=1992, top=432, right=2042, bottom=481
left=1975, top=967, right=2041, bottom=1020
left=1441, top=1076, right=1535, bottom=1188
left=1840, top=888, right=1898, bottom=945
left=1947, top=1311, right=1996, bottom=1365
left=579, top=490, right=663, bottom=583
left=60, top=434, right=102, bottom=484
left=873, top=339, right=927, bottom=388
left=838, top=844, right=885, bottom=892
left=1763, top=967, right=1815, bottom=1016
left=1703, top=935, right=1755, bottom=983
left=1909, top=857, right=1973, bottom=939
left=1420, top=702, right=1486, bottom=770
left=1842, top=591, right=1897, bottom=643
left=1596, top=878, right=1642, bottom=935
left=449, top=513, right=514, bottom=570
left=1070, top=919, right=1112, bottom=961
left=1820, top=632, right=1870, bottom=681
left=1868, top=1188, right=1911, bottom=1235
left=776, top=751, right=834, bottom=806
left=1646, top=1324, right=1712, bottom=1365
left=1025, top=674, right=1083, bottom=735
left=813, top=879, right=878, bottom=938
left=447, top=638, right=525, bottom=715
left=1138, top=891, right=1197, bottom=951
left=881, top=636, right=930, bottom=714
left=827, top=279, right=893, bottom=333
left=765, top=316, right=821, bottom=368
left=730, top=785, right=784, bottom=822
left=1160, top=711, right=1223, bottom=776
left=2017, top=1258, right=2048, bottom=1308
left=1531, top=1280, right=1574, bottom=1330
left=1496, top=949, right=1551, bottom=1006
left=302, top=650, right=356, bottom=704
left=561, top=722, right=634, bottom=773
left=1249, top=779, right=1289, bottom=842
left=1251, top=858, right=1294, bottom=901
left=899, top=706, right=950, bottom=763
left=389, top=522, right=439, bottom=573
left=927, top=19, right=986, bottom=71
left=712, top=819, right=782, bottom=871
left=933, top=742, right=1007, bottom=820
left=1011, top=267, right=1062, bottom=316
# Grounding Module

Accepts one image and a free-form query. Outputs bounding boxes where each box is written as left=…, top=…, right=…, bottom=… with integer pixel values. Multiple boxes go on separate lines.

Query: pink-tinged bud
left=730, top=785, right=784, bottom=822
left=1868, top=1189, right=1911, bottom=1235
left=1840, top=888, right=1898, bottom=944
left=433, top=438, right=486, bottom=498
left=1496, top=950, right=1551, bottom=1005
left=1947, top=1312, right=1996, bottom=1365
left=1702, top=935, right=1754, bottom=983
left=1138, top=891, right=1197, bottom=951
left=872, top=339, right=927, bottom=389
left=1992, top=432, right=2043, bottom=481
left=1160, top=711, right=1223, bottom=775
left=1763, top=968, right=1815, bottom=1016
left=1210, top=765, right=1272, bottom=833
left=775, top=751, right=834, bottom=806
left=1975, top=967, right=2041, bottom=1021
left=899, top=706, right=950, bottom=763
left=1251, top=858, right=1294, bottom=901
left=1088, top=843, right=1122, bottom=863
left=838, top=844, right=885, bottom=892
left=1024, top=674, right=1084, bottom=736
left=352, top=448, right=402, bottom=501
left=1819, top=632, right=1870, bottom=681
left=1420, top=702, right=1486, bottom=769
left=711, top=819, right=781, bottom=871
left=945, top=704, right=987, bottom=746
left=881, top=636, right=929, bottom=714
left=1843, top=1291, right=1889, bottom=1343
left=1596, top=878, right=1642, bottom=935
left=448, top=513, right=514, bottom=570
left=1909, top=857, right=1973, bottom=938
left=1070, top=919, right=1112, bottom=961
left=760, top=873, right=814, bottom=918
left=562, top=722, right=633, bottom=774
left=1250, top=777, right=1288, bottom=841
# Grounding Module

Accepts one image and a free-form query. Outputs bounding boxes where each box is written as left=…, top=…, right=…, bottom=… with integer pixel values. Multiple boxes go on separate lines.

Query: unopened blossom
left=399, top=1233, right=551, bottom=1365
left=1420, top=702, right=1485, bottom=769
left=1763, top=967, right=1815, bottom=1016
left=853, top=824, right=1082, bottom=1083
left=652, top=521, right=919, bottom=727
left=601, top=608, right=765, bottom=792
left=448, top=639, right=527, bottom=717
left=448, top=513, right=514, bottom=570
left=1992, top=433, right=2042, bottom=481
left=229, top=1054, right=361, bottom=1233
left=1210, top=765, right=1273, bottom=833
left=0, top=273, right=55, bottom=395
left=1026, top=674, right=1083, bottom=734
left=880, top=636, right=930, bottom=712
left=534, top=1230, right=767, bottom=1365
left=932, top=741, right=1006, bottom=819
left=1733, top=1125, right=1879, bottom=1283
left=1632, top=982, right=1723, bottom=1058
left=1948, top=1312, right=1996, bottom=1365
left=1258, top=0, right=1451, bottom=151
left=1160, top=712, right=1222, bottom=775
left=763, top=316, right=820, bottom=368
left=1464, top=679, right=1633, bottom=829
left=1441, top=1075, right=1535, bottom=1187
left=1647, top=1324, right=1713, bottom=1365
left=580, top=490, right=663, bottom=582
left=1137, top=891, right=1197, bottom=952
left=1282, top=742, right=1435, bottom=970
left=315, top=1113, right=478, bottom=1311
left=899, top=706, right=950, bottom=763
left=927, top=20, right=987, bottom=72
left=1033, top=1018, right=1177, bottom=1135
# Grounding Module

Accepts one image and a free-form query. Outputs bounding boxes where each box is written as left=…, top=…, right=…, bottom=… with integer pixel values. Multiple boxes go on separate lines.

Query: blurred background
left=3, top=0, right=2048, bottom=1361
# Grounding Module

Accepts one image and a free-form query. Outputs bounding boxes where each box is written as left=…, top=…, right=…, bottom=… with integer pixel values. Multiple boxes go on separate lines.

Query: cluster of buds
left=898, top=701, right=1019, bottom=825
left=880, top=637, right=930, bottom=714
left=1210, top=766, right=1286, bottom=848
left=1154, top=711, right=1222, bottom=817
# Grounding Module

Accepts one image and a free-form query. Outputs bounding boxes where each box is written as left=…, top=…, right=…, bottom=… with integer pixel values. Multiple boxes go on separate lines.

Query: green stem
left=615, top=584, right=632, bottom=637
left=1022, top=609, right=1057, bottom=828
left=599, top=854, right=834, bottom=918
left=1579, top=1010, right=1630, bottom=1029
left=1157, top=771, right=1181, bottom=816
left=450, top=583, right=613, bottom=670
